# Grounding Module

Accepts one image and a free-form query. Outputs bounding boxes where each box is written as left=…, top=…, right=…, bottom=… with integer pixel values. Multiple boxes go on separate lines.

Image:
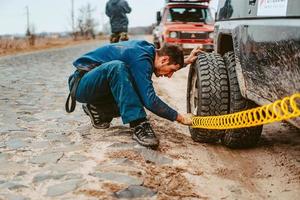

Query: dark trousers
left=110, top=32, right=129, bottom=43
left=74, top=60, right=146, bottom=124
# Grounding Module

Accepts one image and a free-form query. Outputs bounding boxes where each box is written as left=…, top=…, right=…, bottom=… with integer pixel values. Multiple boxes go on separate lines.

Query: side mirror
left=156, top=11, right=162, bottom=25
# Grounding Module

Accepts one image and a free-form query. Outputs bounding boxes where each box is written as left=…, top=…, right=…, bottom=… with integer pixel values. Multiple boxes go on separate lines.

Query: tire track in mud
left=212, top=147, right=265, bottom=198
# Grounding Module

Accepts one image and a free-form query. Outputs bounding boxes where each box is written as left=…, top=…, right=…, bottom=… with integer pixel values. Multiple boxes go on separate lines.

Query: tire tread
left=188, top=53, right=229, bottom=143
left=222, top=52, right=263, bottom=148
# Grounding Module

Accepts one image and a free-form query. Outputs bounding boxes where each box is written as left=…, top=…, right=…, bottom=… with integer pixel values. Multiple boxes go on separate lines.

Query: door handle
left=249, top=0, right=256, bottom=5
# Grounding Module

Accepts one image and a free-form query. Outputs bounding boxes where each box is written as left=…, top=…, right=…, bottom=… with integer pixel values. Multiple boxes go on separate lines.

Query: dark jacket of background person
left=105, top=0, right=132, bottom=33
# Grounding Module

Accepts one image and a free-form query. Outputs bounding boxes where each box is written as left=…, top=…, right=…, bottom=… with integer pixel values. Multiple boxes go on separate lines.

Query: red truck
left=153, top=0, right=214, bottom=54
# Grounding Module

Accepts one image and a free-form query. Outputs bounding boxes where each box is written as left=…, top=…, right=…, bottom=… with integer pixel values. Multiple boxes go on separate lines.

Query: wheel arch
left=216, top=33, right=234, bottom=56
left=216, top=33, right=248, bottom=100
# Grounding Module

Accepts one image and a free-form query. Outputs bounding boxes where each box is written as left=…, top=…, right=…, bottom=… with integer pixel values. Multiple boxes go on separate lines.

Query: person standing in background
left=105, top=0, right=132, bottom=43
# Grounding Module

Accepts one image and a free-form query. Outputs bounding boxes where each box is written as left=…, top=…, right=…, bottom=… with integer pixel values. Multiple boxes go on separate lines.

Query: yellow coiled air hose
left=192, top=93, right=300, bottom=130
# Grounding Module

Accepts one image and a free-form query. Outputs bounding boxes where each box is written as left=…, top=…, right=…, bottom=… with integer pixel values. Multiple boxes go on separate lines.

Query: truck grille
left=179, top=32, right=208, bottom=39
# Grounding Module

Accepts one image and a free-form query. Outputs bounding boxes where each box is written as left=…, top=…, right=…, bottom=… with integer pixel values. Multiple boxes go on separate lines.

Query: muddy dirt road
left=0, top=38, right=299, bottom=200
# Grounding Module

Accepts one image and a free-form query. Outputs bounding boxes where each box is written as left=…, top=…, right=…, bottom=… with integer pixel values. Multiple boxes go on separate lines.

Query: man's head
left=154, top=43, right=184, bottom=78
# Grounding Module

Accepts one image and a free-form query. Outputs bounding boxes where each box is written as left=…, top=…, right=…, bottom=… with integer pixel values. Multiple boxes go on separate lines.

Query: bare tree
left=71, top=0, right=76, bottom=39
left=76, top=3, right=98, bottom=39
left=25, top=6, right=36, bottom=46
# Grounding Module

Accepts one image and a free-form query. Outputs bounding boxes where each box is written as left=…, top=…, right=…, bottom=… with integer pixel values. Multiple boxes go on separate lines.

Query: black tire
left=222, top=52, right=263, bottom=148
left=187, top=53, right=229, bottom=143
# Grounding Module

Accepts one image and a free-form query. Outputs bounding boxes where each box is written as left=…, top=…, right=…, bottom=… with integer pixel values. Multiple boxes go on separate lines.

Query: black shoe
left=132, top=122, right=159, bottom=148
left=82, top=104, right=112, bottom=129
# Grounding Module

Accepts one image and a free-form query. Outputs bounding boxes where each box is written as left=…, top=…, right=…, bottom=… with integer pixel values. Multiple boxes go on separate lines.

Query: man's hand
left=176, top=113, right=194, bottom=126
left=184, top=46, right=204, bottom=66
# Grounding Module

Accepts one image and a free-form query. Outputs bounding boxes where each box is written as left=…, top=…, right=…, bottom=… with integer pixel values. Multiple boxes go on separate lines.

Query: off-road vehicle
left=187, top=0, right=300, bottom=148
left=153, top=0, right=214, bottom=54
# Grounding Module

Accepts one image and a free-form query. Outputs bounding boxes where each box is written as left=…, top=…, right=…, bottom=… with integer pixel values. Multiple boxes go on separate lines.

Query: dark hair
left=156, top=43, right=184, bottom=69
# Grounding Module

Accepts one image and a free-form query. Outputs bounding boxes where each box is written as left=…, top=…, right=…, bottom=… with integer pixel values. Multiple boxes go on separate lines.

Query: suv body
left=187, top=0, right=300, bottom=148
left=215, top=0, right=300, bottom=127
left=153, top=0, right=214, bottom=53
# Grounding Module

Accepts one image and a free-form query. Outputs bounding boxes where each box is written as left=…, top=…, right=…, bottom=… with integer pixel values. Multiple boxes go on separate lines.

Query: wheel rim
left=189, top=69, right=198, bottom=115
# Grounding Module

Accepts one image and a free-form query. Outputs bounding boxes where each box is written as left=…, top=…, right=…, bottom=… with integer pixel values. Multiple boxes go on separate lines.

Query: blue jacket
left=73, top=40, right=178, bottom=121
left=105, top=0, right=131, bottom=33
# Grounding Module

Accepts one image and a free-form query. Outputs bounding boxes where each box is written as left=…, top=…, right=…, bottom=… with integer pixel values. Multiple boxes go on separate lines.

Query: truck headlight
left=209, top=32, right=214, bottom=39
left=169, top=31, right=177, bottom=38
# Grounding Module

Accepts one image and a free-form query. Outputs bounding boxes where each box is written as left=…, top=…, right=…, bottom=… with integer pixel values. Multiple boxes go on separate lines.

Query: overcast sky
left=0, top=0, right=218, bottom=35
